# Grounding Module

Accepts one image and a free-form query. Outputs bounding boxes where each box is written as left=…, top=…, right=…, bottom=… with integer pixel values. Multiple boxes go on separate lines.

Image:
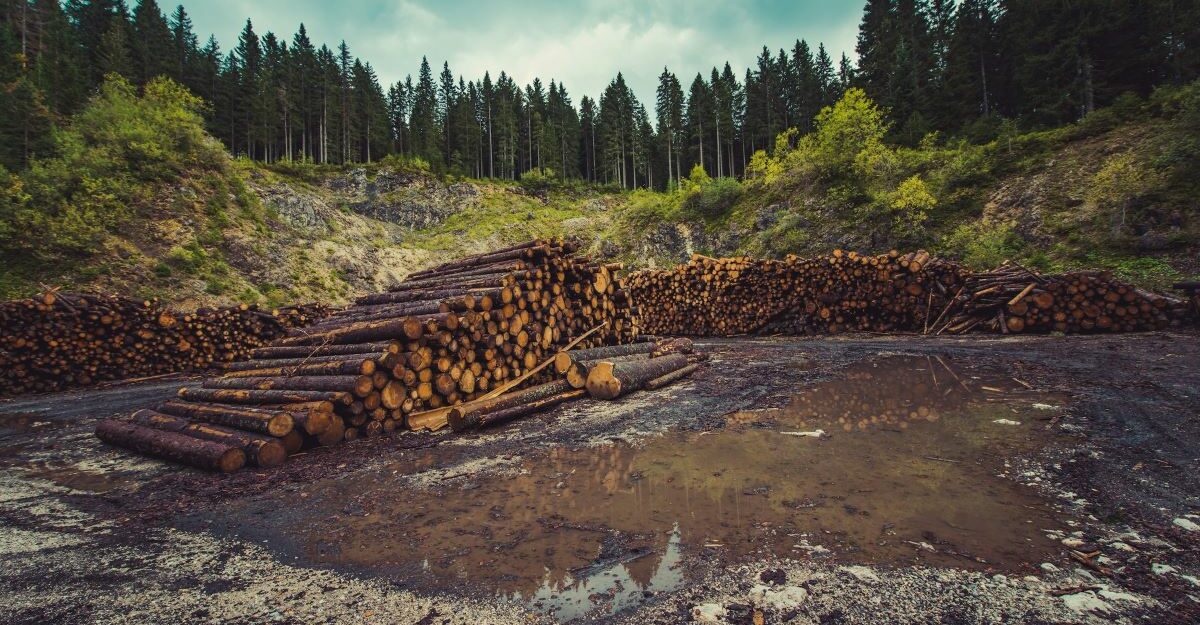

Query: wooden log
left=644, top=363, right=701, bottom=390
left=585, top=354, right=690, bottom=400
left=201, top=375, right=375, bottom=397
left=221, top=359, right=377, bottom=378
left=447, top=379, right=574, bottom=431
left=177, top=387, right=353, bottom=406
left=157, top=400, right=294, bottom=437
left=249, top=341, right=400, bottom=360
left=553, top=341, right=657, bottom=374
left=95, top=419, right=245, bottom=473
left=459, top=389, right=586, bottom=431
left=130, top=409, right=287, bottom=467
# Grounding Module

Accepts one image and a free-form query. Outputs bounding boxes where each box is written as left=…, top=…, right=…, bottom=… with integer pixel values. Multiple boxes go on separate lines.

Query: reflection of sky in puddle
left=518, top=524, right=684, bottom=622
left=217, top=356, right=1068, bottom=622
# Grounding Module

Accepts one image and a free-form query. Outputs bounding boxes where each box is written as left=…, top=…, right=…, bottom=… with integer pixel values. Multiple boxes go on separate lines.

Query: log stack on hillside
left=0, top=290, right=328, bottom=397
left=932, top=262, right=1183, bottom=334
left=629, top=250, right=965, bottom=336
left=96, top=239, right=702, bottom=472
left=628, top=251, right=1188, bottom=336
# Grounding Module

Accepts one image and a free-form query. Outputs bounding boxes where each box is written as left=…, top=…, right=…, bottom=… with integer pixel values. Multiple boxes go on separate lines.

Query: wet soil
left=1, top=334, right=1199, bottom=624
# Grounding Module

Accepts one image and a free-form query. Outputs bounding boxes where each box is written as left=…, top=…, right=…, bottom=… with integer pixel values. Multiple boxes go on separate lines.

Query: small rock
left=691, top=603, right=727, bottom=624
left=748, top=584, right=809, bottom=611
left=760, top=568, right=787, bottom=585
left=1173, top=517, right=1200, bottom=532
left=841, top=565, right=880, bottom=583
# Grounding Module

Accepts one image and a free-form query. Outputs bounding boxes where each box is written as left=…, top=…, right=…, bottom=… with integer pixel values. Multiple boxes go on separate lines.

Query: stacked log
left=628, top=250, right=964, bottom=336
left=932, top=263, right=1184, bottom=334
left=98, top=238, right=659, bottom=470
left=0, top=290, right=328, bottom=397
left=629, top=251, right=1188, bottom=336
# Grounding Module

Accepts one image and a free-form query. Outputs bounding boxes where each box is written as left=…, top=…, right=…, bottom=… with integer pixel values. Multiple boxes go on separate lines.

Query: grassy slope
left=4, top=95, right=1194, bottom=306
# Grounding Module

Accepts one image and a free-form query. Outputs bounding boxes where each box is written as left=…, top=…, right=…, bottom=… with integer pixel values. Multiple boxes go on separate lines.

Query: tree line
left=2, top=1, right=1197, bottom=186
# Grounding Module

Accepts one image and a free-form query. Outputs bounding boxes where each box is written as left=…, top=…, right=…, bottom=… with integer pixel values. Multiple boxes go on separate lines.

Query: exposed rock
left=690, top=602, right=727, bottom=623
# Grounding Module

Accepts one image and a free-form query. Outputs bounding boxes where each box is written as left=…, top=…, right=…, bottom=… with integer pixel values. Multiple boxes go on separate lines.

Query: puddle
left=205, top=356, right=1070, bottom=621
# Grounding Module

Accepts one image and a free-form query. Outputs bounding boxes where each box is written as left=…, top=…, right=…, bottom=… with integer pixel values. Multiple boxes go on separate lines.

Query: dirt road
left=2, top=333, right=1198, bottom=624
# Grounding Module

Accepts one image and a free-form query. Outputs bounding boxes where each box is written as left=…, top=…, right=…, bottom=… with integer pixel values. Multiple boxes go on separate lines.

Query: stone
left=691, top=603, right=727, bottom=624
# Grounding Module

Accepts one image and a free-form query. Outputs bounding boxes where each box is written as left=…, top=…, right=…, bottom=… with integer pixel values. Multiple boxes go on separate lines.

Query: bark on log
left=458, top=389, right=585, bottom=430
left=131, top=409, right=287, bottom=467
left=177, top=387, right=353, bottom=406
left=447, top=379, right=573, bottom=431
left=585, top=354, right=690, bottom=400
left=222, top=359, right=376, bottom=378
left=95, top=419, right=245, bottom=473
left=157, top=400, right=294, bottom=437
left=553, top=341, right=657, bottom=374
left=249, top=341, right=400, bottom=360
left=644, top=363, right=701, bottom=391
left=201, top=375, right=375, bottom=397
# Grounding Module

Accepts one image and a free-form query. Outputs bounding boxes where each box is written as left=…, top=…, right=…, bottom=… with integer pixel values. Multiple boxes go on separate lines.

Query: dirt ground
left=1, top=333, right=1198, bottom=625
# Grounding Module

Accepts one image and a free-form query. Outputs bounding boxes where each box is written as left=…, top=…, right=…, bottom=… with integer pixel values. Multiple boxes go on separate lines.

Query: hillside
left=1, top=79, right=1196, bottom=307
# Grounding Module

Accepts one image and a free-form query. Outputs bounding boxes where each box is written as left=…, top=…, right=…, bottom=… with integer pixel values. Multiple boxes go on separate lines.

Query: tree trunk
left=96, top=419, right=245, bottom=473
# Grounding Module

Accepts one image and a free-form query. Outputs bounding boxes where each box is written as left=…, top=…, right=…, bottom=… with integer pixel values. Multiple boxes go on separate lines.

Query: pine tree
left=96, top=13, right=133, bottom=79
left=685, top=73, right=711, bottom=175
left=578, top=94, right=596, bottom=181
left=814, top=43, right=837, bottom=110
left=168, top=5, right=197, bottom=85
left=943, top=0, right=997, bottom=124
left=655, top=67, right=683, bottom=185
left=29, top=0, right=85, bottom=114
left=131, top=0, right=172, bottom=84
left=410, top=56, right=441, bottom=166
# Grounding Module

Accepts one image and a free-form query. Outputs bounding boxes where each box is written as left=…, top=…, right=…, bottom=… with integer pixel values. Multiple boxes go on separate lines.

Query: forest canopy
left=1, top=0, right=1197, bottom=188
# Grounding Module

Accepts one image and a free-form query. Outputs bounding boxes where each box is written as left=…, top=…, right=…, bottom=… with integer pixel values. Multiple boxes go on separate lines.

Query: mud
left=2, top=333, right=1199, bottom=624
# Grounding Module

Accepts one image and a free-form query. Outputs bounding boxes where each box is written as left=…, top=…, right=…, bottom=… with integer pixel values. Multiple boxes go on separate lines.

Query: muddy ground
left=1, top=333, right=1198, bottom=625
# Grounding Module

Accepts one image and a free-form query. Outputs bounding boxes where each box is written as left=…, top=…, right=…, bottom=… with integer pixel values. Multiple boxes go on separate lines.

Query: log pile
left=629, top=251, right=1189, bottom=337
left=97, top=239, right=701, bottom=472
left=0, top=290, right=328, bottom=397
left=629, top=251, right=964, bottom=336
left=932, top=262, right=1184, bottom=335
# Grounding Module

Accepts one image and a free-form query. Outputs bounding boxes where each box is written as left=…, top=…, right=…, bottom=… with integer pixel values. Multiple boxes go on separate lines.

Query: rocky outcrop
left=324, top=168, right=479, bottom=229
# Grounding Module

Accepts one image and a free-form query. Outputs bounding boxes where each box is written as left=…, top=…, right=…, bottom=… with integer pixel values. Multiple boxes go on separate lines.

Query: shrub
left=940, top=220, right=1024, bottom=269
left=0, top=75, right=228, bottom=262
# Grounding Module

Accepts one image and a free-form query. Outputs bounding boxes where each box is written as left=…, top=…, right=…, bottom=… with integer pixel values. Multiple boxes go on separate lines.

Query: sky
left=185, top=0, right=863, bottom=104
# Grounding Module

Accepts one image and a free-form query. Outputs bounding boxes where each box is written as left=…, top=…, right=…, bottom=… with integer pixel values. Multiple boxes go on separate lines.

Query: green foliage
left=1085, top=152, right=1164, bottom=238
left=939, top=220, right=1024, bottom=269
left=0, top=75, right=227, bottom=262
left=680, top=176, right=743, bottom=221
left=885, top=176, right=935, bottom=237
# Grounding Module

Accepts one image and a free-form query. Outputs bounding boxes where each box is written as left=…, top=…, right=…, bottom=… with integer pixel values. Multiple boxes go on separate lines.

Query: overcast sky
left=185, top=0, right=862, bottom=103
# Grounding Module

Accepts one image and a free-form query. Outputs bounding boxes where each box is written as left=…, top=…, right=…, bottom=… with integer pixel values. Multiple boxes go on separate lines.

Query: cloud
left=184, top=0, right=862, bottom=104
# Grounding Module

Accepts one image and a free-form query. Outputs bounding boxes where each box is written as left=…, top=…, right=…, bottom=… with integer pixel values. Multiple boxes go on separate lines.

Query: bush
left=0, top=75, right=228, bottom=262
left=939, top=220, right=1024, bottom=269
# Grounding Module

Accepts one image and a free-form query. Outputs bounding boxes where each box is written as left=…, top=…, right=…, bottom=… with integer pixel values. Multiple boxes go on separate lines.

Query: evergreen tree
left=96, top=13, right=133, bottom=79
left=131, top=0, right=172, bottom=84
left=655, top=67, right=684, bottom=184
left=410, top=56, right=441, bottom=165
left=167, top=5, right=195, bottom=80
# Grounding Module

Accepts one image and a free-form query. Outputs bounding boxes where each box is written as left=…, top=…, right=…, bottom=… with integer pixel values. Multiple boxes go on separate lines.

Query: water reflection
left=250, top=356, right=1065, bottom=620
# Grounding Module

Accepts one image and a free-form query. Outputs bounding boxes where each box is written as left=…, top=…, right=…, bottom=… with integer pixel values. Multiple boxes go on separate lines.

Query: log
left=177, top=387, right=353, bottom=406
left=201, top=375, right=375, bottom=397
left=585, top=354, right=690, bottom=400
left=130, top=409, right=287, bottom=467
left=447, top=379, right=574, bottom=431
left=553, top=341, right=657, bottom=374
left=460, top=389, right=586, bottom=431
left=221, top=359, right=377, bottom=378
left=157, top=400, right=294, bottom=437
left=95, top=419, right=245, bottom=473
left=644, top=363, right=701, bottom=390
left=249, top=341, right=400, bottom=360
